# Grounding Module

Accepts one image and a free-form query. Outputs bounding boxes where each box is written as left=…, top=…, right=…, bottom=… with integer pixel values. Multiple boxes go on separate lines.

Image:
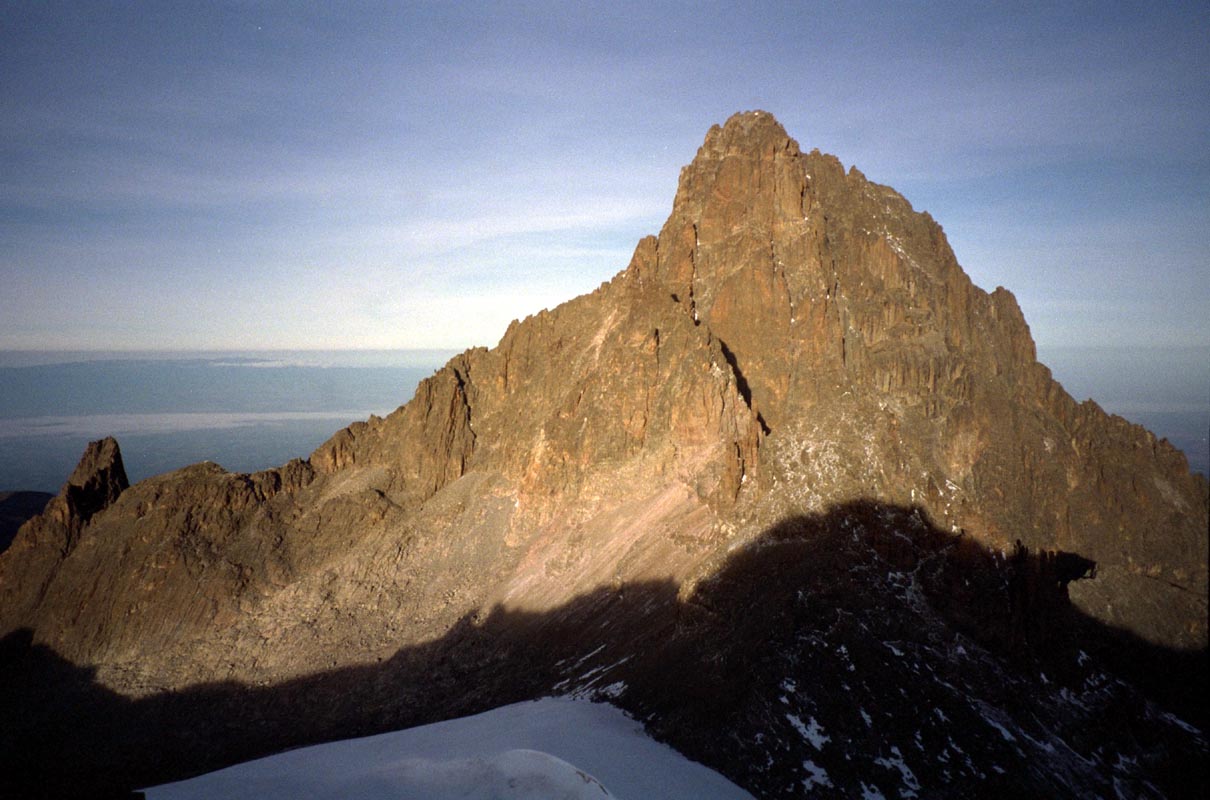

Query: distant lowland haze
left=0, top=350, right=455, bottom=492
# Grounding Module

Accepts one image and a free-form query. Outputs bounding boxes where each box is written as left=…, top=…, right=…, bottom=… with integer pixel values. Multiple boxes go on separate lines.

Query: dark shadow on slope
left=619, top=504, right=1208, bottom=799
left=1, top=500, right=1205, bottom=799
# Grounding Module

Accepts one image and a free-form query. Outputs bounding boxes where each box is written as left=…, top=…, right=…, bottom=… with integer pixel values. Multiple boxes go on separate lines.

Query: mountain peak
left=52, top=436, right=129, bottom=544
left=670, top=110, right=803, bottom=228
left=709, top=109, right=792, bottom=149
left=64, top=436, right=128, bottom=511
left=0, top=113, right=1205, bottom=799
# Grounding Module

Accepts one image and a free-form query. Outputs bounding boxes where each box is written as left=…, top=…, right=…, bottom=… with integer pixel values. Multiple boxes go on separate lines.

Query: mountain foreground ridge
left=1, top=111, right=1206, bottom=798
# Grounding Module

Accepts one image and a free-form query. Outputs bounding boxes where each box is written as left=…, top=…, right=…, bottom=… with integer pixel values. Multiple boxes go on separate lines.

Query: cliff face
left=634, top=111, right=1207, bottom=647
left=1, top=111, right=1206, bottom=797
left=303, top=112, right=1206, bottom=650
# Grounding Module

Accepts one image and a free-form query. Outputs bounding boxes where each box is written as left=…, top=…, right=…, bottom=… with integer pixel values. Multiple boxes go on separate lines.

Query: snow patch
left=861, top=781, right=888, bottom=800
left=787, top=713, right=830, bottom=750
left=363, top=750, right=614, bottom=799
left=802, top=758, right=832, bottom=791
left=873, top=745, right=920, bottom=798
left=983, top=714, right=1017, bottom=743
left=1158, top=709, right=1201, bottom=736
left=145, top=698, right=753, bottom=800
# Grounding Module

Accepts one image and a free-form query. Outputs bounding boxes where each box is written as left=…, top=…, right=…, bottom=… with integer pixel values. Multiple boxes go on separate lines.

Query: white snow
left=144, top=697, right=754, bottom=800
left=570, top=644, right=607, bottom=667
left=861, top=781, right=888, bottom=800
left=802, top=758, right=833, bottom=791
left=1158, top=709, right=1202, bottom=735
left=983, top=714, right=1017, bottom=743
left=787, top=713, right=831, bottom=750
left=873, top=745, right=920, bottom=798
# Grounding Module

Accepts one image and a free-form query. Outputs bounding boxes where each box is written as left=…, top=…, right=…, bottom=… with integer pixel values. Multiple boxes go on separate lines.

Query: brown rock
left=3, top=110, right=1205, bottom=672
left=0, top=110, right=1205, bottom=796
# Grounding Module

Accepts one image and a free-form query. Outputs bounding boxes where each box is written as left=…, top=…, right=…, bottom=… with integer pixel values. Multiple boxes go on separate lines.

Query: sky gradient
left=2, top=1, right=1207, bottom=352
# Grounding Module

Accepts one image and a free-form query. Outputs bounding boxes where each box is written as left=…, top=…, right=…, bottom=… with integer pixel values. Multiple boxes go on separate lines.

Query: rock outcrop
left=0, top=111, right=1205, bottom=798
left=0, top=438, right=129, bottom=629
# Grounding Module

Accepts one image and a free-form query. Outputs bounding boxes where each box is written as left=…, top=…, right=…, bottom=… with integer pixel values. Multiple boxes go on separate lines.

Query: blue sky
left=2, top=1, right=1207, bottom=352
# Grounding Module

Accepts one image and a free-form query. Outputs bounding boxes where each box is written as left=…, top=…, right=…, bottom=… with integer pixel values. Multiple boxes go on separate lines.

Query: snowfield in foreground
left=145, top=697, right=754, bottom=799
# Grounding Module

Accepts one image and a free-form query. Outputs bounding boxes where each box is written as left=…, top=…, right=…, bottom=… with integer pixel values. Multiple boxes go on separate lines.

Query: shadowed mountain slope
left=1, top=501, right=1204, bottom=798
left=0, top=111, right=1205, bottom=798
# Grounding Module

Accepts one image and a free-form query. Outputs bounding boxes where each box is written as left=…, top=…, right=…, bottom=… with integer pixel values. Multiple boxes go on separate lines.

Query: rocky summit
left=1, top=111, right=1206, bottom=798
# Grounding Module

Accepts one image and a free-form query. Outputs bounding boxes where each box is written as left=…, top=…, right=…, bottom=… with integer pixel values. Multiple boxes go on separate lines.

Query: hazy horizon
left=0, top=351, right=444, bottom=492
left=0, top=348, right=463, bottom=369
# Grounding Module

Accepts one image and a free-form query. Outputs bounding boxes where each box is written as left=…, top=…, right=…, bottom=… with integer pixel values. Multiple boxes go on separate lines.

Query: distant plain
left=0, top=350, right=453, bottom=492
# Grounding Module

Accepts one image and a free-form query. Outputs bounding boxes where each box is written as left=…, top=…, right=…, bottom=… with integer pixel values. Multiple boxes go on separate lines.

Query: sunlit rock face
left=636, top=111, right=1207, bottom=649
left=0, top=111, right=1205, bottom=799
